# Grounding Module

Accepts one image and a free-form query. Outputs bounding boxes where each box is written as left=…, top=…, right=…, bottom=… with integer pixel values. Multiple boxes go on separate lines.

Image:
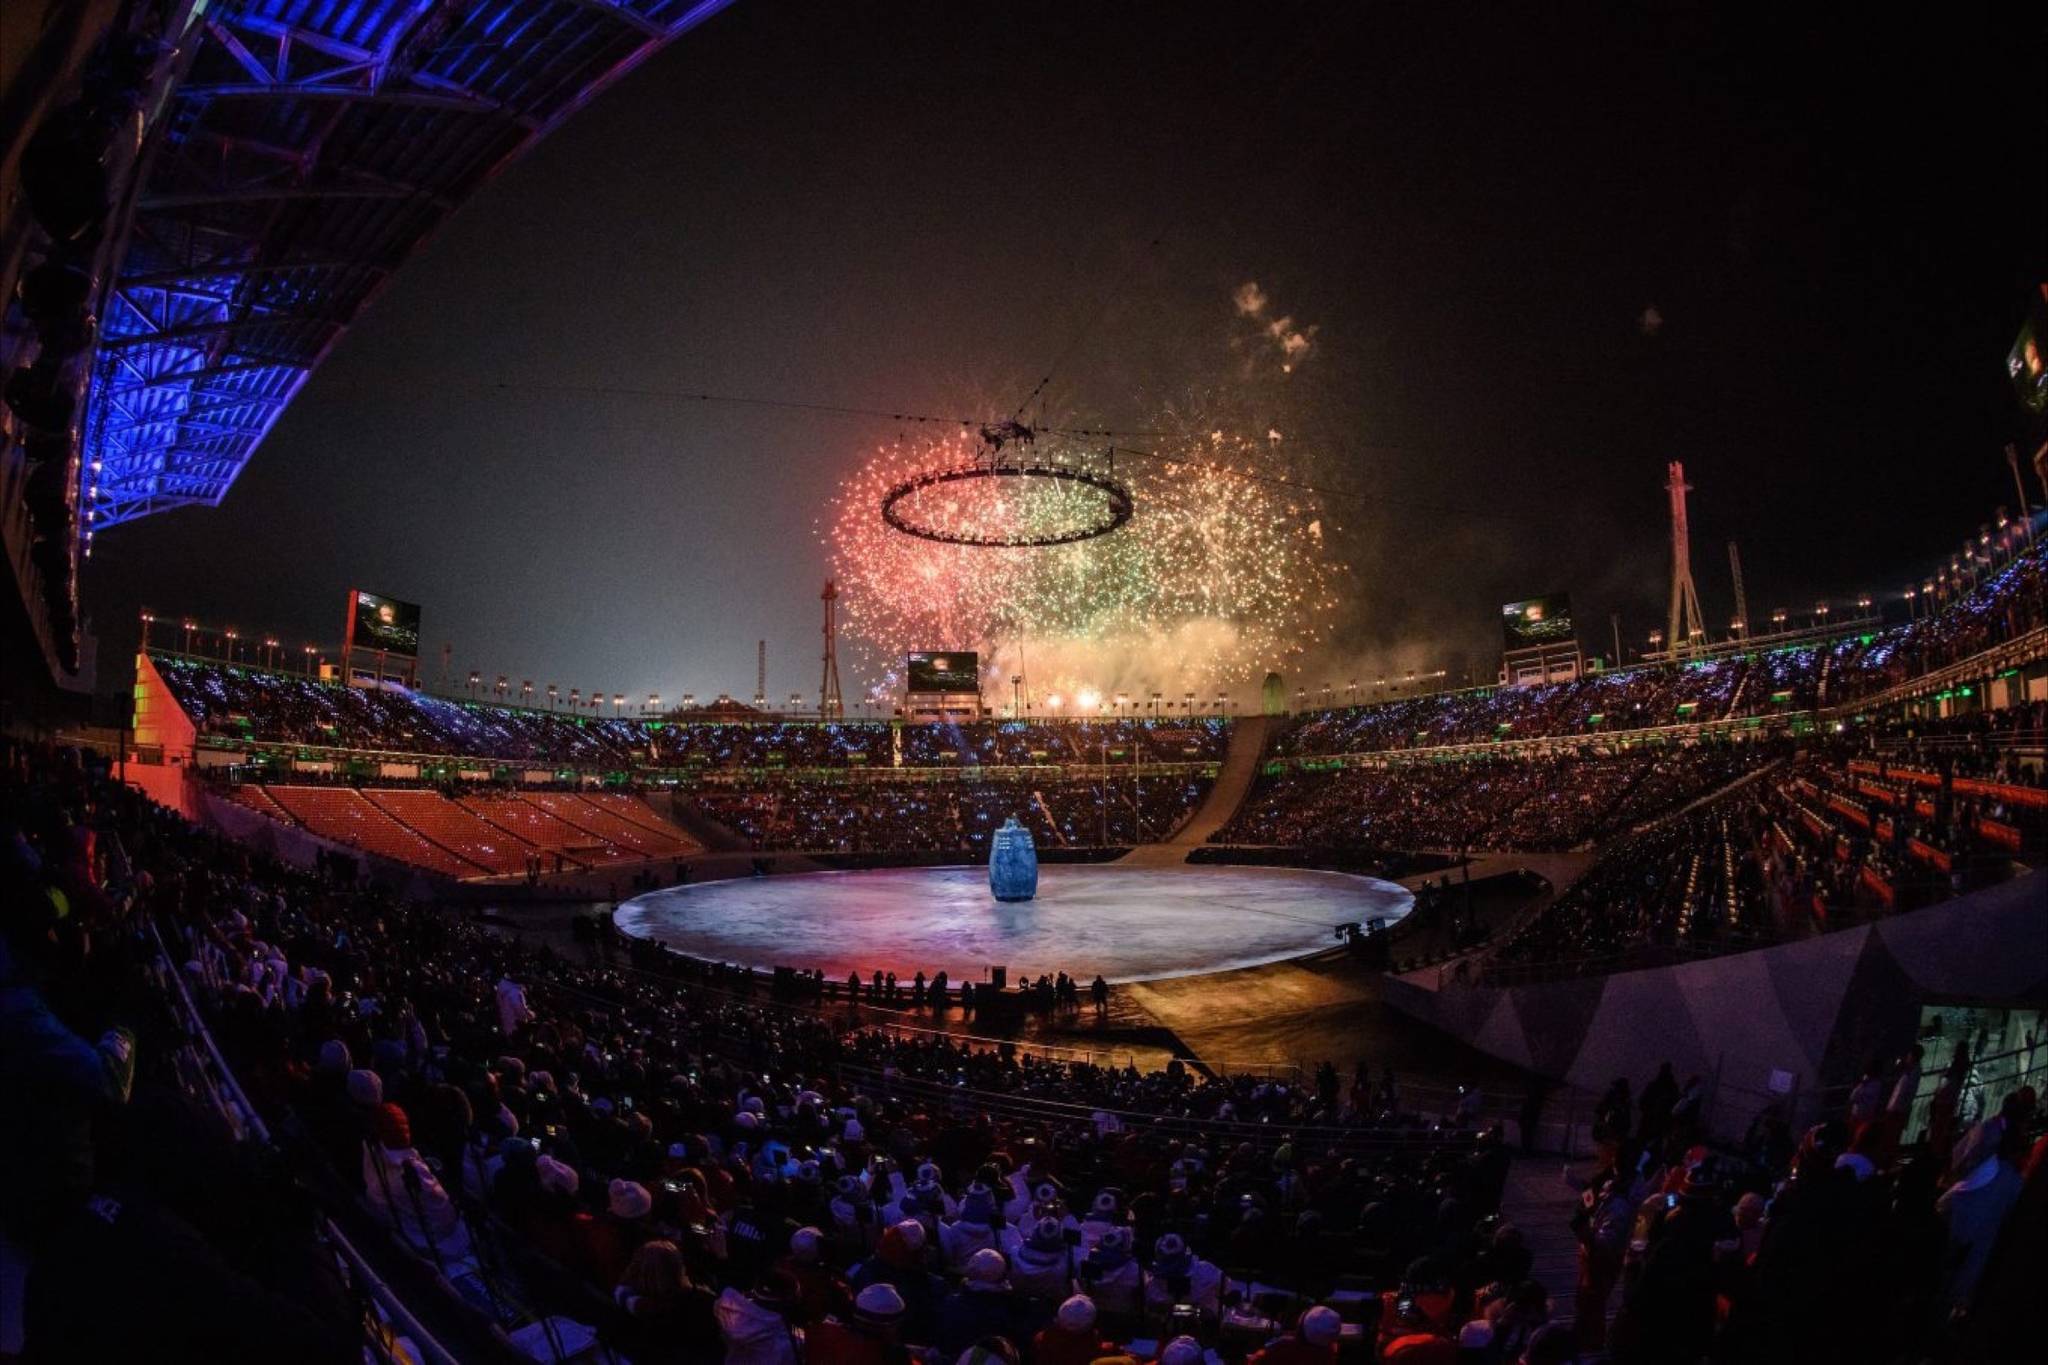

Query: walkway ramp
left=1118, top=714, right=1273, bottom=865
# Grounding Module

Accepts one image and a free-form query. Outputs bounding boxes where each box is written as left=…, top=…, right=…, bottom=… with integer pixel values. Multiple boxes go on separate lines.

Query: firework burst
left=822, top=414, right=1343, bottom=697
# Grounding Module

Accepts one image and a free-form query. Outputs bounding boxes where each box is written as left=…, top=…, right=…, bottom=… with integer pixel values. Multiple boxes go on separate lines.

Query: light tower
left=1727, top=541, right=1750, bottom=640
left=1665, top=462, right=1706, bottom=659
left=755, top=639, right=767, bottom=711
left=819, top=579, right=844, bottom=718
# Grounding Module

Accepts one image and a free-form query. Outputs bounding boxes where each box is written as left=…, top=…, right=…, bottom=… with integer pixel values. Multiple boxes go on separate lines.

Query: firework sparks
left=821, top=421, right=1343, bottom=694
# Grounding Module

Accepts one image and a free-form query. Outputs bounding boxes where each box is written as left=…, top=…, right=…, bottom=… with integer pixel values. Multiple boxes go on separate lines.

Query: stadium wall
left=1383, top=871, right=2048, bottom=1139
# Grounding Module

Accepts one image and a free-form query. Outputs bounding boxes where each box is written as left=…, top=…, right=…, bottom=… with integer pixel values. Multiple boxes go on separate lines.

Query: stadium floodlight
left=681, top=693, right=694, bottom=709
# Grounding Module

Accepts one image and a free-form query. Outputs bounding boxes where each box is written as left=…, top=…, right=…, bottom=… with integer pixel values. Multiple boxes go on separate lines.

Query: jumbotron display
left=1502, top=593, right=1575, bottom=648
left=824, top=420, right=1342, bottom=692
left=907, top=650, right=980, bottom=693
left=345, top=589, right=422, bottom=657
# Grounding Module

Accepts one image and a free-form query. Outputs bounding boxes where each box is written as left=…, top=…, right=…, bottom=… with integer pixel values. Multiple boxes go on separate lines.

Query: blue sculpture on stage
left=989, top=817, right=1039, bottom=902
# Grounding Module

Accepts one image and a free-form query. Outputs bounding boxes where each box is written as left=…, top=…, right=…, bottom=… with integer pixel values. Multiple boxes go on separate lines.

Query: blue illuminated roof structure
left=86, top=0, right=734, bottom=530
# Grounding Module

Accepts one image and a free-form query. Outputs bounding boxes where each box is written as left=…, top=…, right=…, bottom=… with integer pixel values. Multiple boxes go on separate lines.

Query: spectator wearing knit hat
left=1248, top=1304, right=1344, bottom=1364
left=1078, top=1224, right=1142, bottom=1320
left=939, top=1182, right=1003, bottom=1271
left=1031, top=1294, right=1114, bottom=1365
left=885, top=1161, right=958, bottom=1231
left=1006, top=1215, right=1076, bottom=1301
left=1143, top=1232, right=1222, bottom=1318
left=586, top=1178, right=655, bottom=1286
left=780, top=1224, right=851, bottom=1324
left=806, top=1281, right=919, bottom=1365
left=850, top=1219, right=945, bottom=1338
left=526, top=1155, right=604, bottom=1277
left=935, top=1248, right=1040, bottom=1356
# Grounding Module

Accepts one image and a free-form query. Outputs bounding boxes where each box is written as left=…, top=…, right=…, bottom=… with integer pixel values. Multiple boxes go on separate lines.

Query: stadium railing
left=144, top=917, right=465, bottom=1365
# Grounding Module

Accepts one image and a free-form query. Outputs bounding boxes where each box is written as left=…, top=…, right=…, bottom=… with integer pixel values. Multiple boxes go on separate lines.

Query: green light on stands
left=1998, top=668, right=2020, bottom=679
left=1587, top=713, right=1605, bottom=724
left=1958, top=686, right=1973, bottom=698
left=1676, top=702, right=1698, bottom=713
left=1771, top=691, right=1792, bottom=703
left=1859, top=634, right=1875, bottom=645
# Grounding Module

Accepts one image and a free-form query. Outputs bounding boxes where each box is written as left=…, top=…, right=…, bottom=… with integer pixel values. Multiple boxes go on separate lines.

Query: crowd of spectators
left=1216, top=745, right=1775, bottom=854
left=693, top=775, right=1214, bottom=853
left=1487, top=747, right=2037, bottom=977
left=1557, top=1050, right=2040, bottom=1364
left=7, top=712, right=2043, bottom=1362
left=899, top=721, right=1231, bottom=768
left=156, top=657, right=1230, bottom=778
left=1268, top=539, right=2046, bottom=762
left=6, top=735, right=1561, bottom=1363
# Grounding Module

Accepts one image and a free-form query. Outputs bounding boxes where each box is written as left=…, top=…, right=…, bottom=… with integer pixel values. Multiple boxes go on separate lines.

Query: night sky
left=87, top=1, right=2047, bottom=703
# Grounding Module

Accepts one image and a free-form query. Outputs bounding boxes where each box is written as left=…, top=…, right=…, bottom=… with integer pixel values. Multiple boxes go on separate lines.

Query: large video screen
left=2010, top=301, right=2048, bottom=417
left=347, top=589, right=422, bottom=657
left=1502, top=594, right=1574, bottom=649
left=907, top=651, right=979, bottom=693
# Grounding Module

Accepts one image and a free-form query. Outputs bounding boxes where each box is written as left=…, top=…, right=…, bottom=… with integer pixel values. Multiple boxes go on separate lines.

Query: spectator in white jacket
left=361, top=1103, right=471, bottom=1263
left=1143, top=1232, right=1222, bottom=1319
left=495, top=974, right=534, bottom=1039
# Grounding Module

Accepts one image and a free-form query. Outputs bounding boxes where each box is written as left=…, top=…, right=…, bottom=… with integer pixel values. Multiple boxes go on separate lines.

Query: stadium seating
left=360, top=788, right=537, bottom=877
left=263, top=785, right=482, bottom=879
left=524, top=791, right=697, bottom=859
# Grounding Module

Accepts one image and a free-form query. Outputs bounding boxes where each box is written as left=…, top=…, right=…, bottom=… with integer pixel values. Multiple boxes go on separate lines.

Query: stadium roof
left=86, top=0, right=734, bottom=530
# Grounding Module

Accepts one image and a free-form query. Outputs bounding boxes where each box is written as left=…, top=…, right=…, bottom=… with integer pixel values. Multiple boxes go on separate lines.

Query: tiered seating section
left=524, top=791, right=696, bottom=859
left=230, top=785, right=699, bottom=879
left=263, top=786, right=482, bottom=879
left=1216, top=746, right=1772, bottom=852
left=1270, top=540, right=2046, bottom=759
left=153, top=656, right=1233, bottom=770
left=692, top=773, right=1213, bottom=853
left=1488, top=749, right=2039, bottom=977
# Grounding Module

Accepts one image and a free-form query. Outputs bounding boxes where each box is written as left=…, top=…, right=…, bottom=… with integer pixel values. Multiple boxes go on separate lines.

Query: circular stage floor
left=614, top=864, right=1414, bottom=984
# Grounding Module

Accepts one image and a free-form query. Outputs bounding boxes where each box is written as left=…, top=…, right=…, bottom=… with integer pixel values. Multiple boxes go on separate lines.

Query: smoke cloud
left=1232, top=280, right=1317, bottom=372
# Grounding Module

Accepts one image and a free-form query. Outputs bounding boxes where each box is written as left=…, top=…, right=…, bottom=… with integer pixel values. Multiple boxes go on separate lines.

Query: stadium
left=2, top=5, right=2043, bottom=1365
